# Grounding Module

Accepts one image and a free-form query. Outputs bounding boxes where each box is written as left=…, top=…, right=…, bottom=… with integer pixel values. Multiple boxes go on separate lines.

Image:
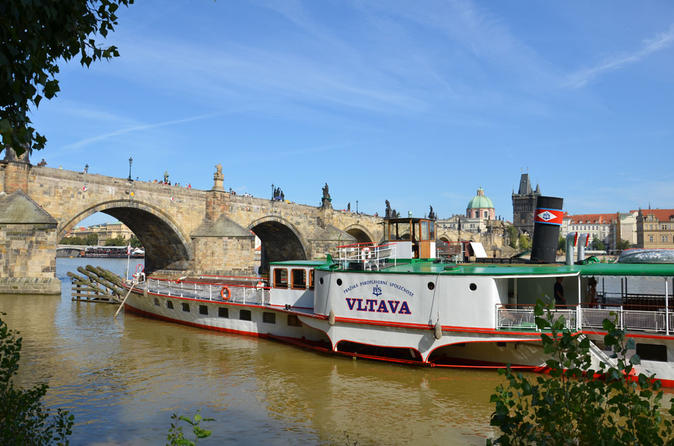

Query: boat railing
left=496, top=305, right=576, bottom=331
left=145, top=277, right=270, bottom=305
left=436, top=241, right=464, bottom=262
left=496, top=304, right=673, bottom=334
left=336, top=242, right=397, bottom=270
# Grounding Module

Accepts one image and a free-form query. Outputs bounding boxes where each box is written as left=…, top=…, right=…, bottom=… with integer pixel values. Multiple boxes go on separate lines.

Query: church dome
left=467, top=188, right=494, bottom=209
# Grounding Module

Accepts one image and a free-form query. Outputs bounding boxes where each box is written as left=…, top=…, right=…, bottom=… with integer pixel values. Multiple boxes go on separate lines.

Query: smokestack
left=531, top=195, right=563, bottom=263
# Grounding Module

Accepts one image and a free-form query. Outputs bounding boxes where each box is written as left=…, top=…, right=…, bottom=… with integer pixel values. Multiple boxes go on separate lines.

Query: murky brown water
left=1, top=258, right=502, bottom=445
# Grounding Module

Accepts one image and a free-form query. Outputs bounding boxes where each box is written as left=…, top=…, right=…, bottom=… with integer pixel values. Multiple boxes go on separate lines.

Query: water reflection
left=0, top=258, right=500, bottom=445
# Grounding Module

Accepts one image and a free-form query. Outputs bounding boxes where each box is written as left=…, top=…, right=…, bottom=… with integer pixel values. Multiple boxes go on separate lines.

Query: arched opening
left=345, top=226, right=374, bottom=245
left=250, top=219, right=307, bottom=275
left=61, top=202, right=190, bottom=274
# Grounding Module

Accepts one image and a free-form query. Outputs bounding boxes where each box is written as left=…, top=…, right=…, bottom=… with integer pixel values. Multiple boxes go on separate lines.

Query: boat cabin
left=383, top=217, right=436, bottom=259
left=269, top=260, right=323, bottom=310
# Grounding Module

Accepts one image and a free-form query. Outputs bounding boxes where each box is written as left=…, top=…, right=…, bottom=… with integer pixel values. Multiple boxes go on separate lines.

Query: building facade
left=511, top=173, right=540, bottom=235
left=637, top=209, right=674, bottom=248
left=65, top=222, right=135, bottom=245
left=561, top=213, right=618, bottom=249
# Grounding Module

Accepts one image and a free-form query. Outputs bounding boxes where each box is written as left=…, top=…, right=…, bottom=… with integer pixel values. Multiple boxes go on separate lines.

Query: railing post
left=666, top=278, right=669, bottom=336
left=620, top=305, right=624, bottom=330
left=576, top=304, right=582, bottom=330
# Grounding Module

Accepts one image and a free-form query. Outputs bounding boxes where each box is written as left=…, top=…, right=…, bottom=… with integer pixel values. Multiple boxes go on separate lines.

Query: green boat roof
left=576, top=262, right=674, bottom=277
left=269, top=260, right=332, bottom=267
left=313, top=259, right=674, bottom=277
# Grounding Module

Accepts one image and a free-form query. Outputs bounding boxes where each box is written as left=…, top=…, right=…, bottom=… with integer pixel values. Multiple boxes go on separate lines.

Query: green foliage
left=128, top=235, right=142, bottom=248
left=592, top=237, right=606, bottom=251
left=0, top=0, right=134, bottom=156
left=488, top=301, right=674, bottom=445
left=558, top=236, right=566, bottom=253
left=167, top=411, right=214, bottom=446
left=616, top=238, right=631, bottom=251
left=518, top=234, right=531, bottom=251
left=104, top=236, right=126, bottom=246
left=60, top=233, right=98, bottom=246
left=0, top=313, right=74, bottom=444
left=506, top=225, right=519, bottom=249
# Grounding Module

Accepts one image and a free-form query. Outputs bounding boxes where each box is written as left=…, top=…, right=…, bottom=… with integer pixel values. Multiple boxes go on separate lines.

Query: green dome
left=467, top=188, right=494, bottom=209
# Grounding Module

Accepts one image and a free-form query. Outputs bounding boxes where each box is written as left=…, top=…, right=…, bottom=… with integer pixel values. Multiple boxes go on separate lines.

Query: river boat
left=121, top=217, right=674, bottom=386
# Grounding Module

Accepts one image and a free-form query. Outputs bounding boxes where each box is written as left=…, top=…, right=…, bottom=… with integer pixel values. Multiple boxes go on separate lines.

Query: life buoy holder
left=256, top=281, right=264, bottom=289
left=220, top=286, right=231, bottom=300
left=362, top=247, right=371, bottom=260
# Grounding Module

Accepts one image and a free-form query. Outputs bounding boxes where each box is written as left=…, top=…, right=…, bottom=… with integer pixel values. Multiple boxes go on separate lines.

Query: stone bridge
left=1, top=156, right=383, bottom=293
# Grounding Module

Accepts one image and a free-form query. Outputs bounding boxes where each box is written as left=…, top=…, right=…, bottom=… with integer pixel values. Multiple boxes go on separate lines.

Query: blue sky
left=31, top=0, right=674, bottom=225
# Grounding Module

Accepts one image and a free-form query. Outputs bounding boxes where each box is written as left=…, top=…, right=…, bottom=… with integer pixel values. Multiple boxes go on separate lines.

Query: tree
left=105, top=236, right=126, bottom=246
left=488, top=302, right=674, bottom=445
left=592, top=237, right=605, bottom=251
left=506, top=225, right=519, bottom=249
left=1, top=0, right=134, bottom=157
left=0, top=314, right=74, bottom=444
left=128, top=235, right=142, bottom=248
left=616, top=238, right=631, bottom=251
left=518, top=234, right=531, bottom=251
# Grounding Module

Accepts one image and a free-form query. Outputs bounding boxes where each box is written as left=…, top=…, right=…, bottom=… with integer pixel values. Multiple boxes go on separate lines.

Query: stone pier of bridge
left=0, top=153, right=383, bottom=294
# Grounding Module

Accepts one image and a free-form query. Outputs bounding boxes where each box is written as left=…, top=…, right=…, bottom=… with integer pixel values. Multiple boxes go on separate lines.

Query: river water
left=0, top=258, right=501, bottom=445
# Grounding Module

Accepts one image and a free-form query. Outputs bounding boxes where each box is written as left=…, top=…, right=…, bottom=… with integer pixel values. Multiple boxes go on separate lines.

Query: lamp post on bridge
left=128, top=157, right=133, bottom=181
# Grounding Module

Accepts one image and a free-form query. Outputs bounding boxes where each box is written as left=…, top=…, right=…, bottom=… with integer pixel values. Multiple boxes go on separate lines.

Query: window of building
left=291, top=269, right=306, bottom=289
left=218, top=307, right=228, bottom=318
left=262, top=312, right=276, bottom=324
left=239, top=309, right=252, bottom=321
left=287, top=314, right=302, bottom=327
left=649, top=235, right=654, bottom=242
left=273, top=268, right=288, bottom=288
left=166, top=300, right=174, bottom=309
left=182, top=302, right=190, bottom=312
left=199, top=305, right=208, bottom=315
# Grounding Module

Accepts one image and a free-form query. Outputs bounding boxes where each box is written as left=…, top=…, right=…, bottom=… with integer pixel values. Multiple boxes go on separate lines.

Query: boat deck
left=141, top=277, right=270, bottom=306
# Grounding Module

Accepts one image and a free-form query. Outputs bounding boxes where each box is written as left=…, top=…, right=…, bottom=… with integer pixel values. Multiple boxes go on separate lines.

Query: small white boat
left=122, top=217, right=674, bottom=386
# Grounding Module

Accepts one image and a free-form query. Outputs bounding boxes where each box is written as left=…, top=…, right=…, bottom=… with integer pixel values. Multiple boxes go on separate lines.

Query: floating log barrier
left=68, top=266, right=126, bottom=304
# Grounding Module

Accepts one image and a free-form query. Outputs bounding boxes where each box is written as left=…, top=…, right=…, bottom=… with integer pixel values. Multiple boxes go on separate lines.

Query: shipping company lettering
left=344, top=285, right=412, bottom=315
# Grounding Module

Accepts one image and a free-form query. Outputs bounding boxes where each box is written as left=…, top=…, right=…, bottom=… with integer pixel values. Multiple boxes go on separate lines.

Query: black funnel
left=531, top=196, right=563, bottom=263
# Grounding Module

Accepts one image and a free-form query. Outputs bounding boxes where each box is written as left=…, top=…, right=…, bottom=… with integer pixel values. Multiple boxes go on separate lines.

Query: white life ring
left=362, top=247, right=371, bottom=260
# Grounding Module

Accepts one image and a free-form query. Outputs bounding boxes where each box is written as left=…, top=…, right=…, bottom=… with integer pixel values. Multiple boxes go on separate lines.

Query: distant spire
left=517, top=173, right=532, bottom=195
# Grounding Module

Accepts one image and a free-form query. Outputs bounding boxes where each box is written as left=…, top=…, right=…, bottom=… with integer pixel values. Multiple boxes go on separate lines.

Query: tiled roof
left=566, top=213, right=618, bottom=224
left=639, top=209, right=674, bottom=221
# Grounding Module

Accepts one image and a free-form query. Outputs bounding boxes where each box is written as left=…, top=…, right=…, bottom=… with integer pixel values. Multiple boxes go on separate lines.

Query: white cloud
left=565, top=24, right=674, bottom=88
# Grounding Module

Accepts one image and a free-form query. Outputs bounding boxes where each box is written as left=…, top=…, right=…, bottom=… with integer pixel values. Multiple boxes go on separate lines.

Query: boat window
left=420, top=221, right=430, bottom=241
left=309, top=270, right=315, bottom=290
left=239, top=309, right=252, bottom=321
left=199, top=305, right=208, bottom=315
left=218, top=307, right=228, bottom=318
left=391, top=221, right=411, bottom=241
left=291, top=269, right=306, bottom=289
left=636, top=343, right=667, bottom=362
left=154, top=298, right=160, bottom=306
left=273, top=268, right=288, bottom=288
left=166, top=300, right=174, bottom=309
left=182, top=302, right=190, bottom=312
left=263, top=312, right=276, bottom=324
left=287, top=314, right=302, bottom=327
left=469, top=283, right=477, bottom=291
left=429, top=221, right=435, bottom=240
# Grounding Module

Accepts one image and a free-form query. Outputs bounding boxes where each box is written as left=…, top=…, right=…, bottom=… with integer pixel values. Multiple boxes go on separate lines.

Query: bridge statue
left=321, top=182, right=332, bottom=209
left=213, top=163, right=224, bottom=191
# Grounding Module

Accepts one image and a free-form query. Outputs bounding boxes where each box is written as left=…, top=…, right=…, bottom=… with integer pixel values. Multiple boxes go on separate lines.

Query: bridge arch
left=60, top=200, right=192, bottom=274
left=248, top=216, right=309, bottom=274
left=343, top=224, right=375, bottom=245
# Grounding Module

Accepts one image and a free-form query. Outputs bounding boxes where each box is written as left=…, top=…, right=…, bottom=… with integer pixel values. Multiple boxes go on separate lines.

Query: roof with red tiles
left=565, top=213, right=619, bottom=224
left=639, top=209, right=674, bottom=222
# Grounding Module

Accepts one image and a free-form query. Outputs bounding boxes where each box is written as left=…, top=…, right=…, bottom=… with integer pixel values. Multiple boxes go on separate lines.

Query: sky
left=30, top=0, right=674, bottom=226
